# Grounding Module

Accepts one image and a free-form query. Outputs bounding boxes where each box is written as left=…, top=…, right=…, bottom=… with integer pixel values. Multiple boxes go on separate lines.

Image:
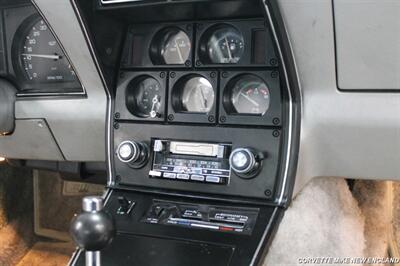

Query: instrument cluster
left=116, top=19, right=281, bottom=127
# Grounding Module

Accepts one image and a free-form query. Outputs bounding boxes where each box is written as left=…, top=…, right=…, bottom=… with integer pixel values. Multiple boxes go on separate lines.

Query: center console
left=69, top=0, right=300, bottom=265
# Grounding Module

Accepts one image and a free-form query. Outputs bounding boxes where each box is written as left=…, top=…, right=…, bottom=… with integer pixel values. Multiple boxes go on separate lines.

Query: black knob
left=116, top=140, right=148, bottom=167
left=229, top=148, right=261, bottom=178
left=70, top=197, right=115, bottom=251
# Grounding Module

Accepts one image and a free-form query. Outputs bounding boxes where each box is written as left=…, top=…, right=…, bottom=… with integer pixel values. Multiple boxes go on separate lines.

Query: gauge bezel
left=198, top=23, right=245, bottom=65
left=149, top=26, right=192, bottom=66
left=11, top=14, right=84, bottom=96
left=122, top=23, right=193, bottom=68
left=115, top=71, right=167, bottom=122
left=168, top=71, right=218, bottom=124
left=223, top=74, right=271, bottom=116
left=219, top=71, right=282, bottom=126
left=125, top=75, right=163, bottom=118
left=195, top=20, right=277, bottom=68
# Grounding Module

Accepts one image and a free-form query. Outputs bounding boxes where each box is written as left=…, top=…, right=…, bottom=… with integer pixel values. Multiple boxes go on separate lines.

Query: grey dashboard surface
left=278, top=0, right=400, bottom=195
left=334, top=0, right=400, bottom=90
left=0, top=119, right=63, bottom=160
left=0, top=0, right=108, bottom=161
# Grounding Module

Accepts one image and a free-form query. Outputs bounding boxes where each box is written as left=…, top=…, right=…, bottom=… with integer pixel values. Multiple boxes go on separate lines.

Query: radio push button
left=205, top=176, right=221, bottom=183
left=190, top=175, right=205, bottom=182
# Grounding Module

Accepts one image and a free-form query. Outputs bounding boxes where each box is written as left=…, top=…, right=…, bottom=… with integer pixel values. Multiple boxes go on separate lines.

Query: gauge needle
left=21, top=53, right=61, bottom=60
left=174, top=39, right=184, bottom=63
left=240, top=92, right=259, bottom=107
left=224, top=37, right=233, bottom=61
left=199, top=88, right=207, bottom=109
left=150, top=95, right=160, bottom=118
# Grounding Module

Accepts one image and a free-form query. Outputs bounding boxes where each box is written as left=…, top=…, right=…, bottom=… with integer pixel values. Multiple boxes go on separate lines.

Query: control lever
left=70, top=196, right=116, bottom=266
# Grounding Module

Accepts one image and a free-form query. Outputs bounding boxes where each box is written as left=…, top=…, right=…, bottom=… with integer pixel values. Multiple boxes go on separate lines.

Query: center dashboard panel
left=113, top=18, right=284, bottom=201
left=71, top=0, right=296, bottom=265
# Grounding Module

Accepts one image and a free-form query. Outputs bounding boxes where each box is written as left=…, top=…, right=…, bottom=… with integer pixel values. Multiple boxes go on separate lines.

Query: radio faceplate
left=113, top=123, right=281, bottom=199
left=150, top=140, right=232, bottom=185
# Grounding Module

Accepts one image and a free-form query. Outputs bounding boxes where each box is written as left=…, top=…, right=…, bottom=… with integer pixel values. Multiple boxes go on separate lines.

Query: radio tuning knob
left=229, top=148, right=261, bottom=178
left=116, top=141, right=148, bottom=168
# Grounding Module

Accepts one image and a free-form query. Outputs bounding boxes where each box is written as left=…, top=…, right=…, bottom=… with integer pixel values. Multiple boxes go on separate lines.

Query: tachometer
left=14, top=16, right=77, bottom=84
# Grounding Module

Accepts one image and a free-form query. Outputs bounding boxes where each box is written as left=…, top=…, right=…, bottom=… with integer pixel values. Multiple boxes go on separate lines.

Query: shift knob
left=70, top=196, right=116, bottom=251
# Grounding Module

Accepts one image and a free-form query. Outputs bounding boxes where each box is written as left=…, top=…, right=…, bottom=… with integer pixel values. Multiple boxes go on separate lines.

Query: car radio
left=149, top=140, right=232, bottom=185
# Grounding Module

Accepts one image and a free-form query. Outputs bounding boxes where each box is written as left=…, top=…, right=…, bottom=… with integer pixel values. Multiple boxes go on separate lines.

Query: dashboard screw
left=272, top=130, right=280, bottom=138
left=222, top=72, right=228, bottom=78
left=186, top=24, right=192, bottom=31
left=170, top=72, right=176, bottom=78
left=220, top=116, right=226, bottom=123
left=208, top=115, right=215, bottom=122
left=210, top=72, right=216, bottom=78
left=273, top=118, right=280, bottom=125
left=271, top=71, right=279, bottom=78
left=264, top=189, right=272, bottom=197
left=160, top=72, right=166, bottom=78
left=195, top=60, right=202, bottom=67
left=270, top=58, right=278, bottom=66
left=168, top=114, right=174, bottom=121
left=113, top=122, right=120, bottom=129
left=115, top=175, right=121, bottom=182
left=185, top=60, right=191, bottom=67
left=114, top=112, right=120, bottom=119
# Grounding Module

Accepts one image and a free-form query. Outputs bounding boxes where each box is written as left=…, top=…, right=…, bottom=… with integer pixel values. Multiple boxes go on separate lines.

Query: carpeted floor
left=16, top=241, right=75, bottom=266
left=0, top=166, right=101, bottom=266
left=264, top=177, right=390, bottom=266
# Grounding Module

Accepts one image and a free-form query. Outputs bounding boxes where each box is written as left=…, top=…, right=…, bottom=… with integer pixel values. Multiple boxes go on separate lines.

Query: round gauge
left=204, top=25, right=244, bottom=64
left=173, top=76, right=215, bottom=113
left=150, top=28, right=191, bottom=65
left=14, top=16, right=76, bottom=83
left=227, top=75, right=270, bottom=115
left=126, top=76, right=163, bottom=118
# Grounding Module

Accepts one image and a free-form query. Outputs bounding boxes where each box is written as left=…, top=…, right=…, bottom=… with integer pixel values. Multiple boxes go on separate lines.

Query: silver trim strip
left=70, top=0, right=114, bottom=186
left=263, top=2, right=298, bottom=206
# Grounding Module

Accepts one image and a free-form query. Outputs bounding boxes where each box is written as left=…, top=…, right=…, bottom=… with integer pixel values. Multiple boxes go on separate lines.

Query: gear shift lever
left=70, top=196, right=116, bottom=266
